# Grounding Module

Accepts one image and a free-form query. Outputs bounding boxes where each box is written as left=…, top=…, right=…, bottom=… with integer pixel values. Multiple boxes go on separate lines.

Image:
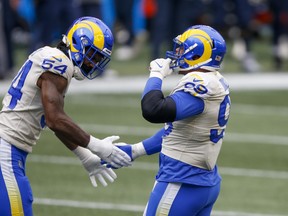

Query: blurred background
left=0, top=0, right=288, bottom=80
left=0, top=0, right=288, bottom=216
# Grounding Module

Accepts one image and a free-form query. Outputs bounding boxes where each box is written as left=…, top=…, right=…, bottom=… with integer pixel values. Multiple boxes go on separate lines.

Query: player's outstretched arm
left=104, top=128, right=165, bottom=167
left=38, top=72, right=131, bottom=168
left=87, top=135, right=132, bottom=168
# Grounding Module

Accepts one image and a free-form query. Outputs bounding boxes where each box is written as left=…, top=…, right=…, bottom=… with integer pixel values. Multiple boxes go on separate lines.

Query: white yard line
left=28, top=155, right=288, bottom=180
left=33, top=197, right=287, bottom=216
left=34, top=197, right=144, bottom=212
left=67, top=73, right=288, bottom=93
left=231, top=104, right=288, bottom=116
left=1, top=73, right=288, bottom=96
left=225, top=132, right=288, bottom=146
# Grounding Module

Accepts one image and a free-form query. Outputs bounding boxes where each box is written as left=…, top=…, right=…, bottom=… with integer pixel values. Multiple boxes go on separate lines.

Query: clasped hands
left=75, top=135, right=133, bottom=188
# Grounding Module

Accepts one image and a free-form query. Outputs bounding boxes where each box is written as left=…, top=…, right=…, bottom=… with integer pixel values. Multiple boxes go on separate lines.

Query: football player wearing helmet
left=117, top=25, right=231, bottom=216
left=0, top=16, right=131, bottom=216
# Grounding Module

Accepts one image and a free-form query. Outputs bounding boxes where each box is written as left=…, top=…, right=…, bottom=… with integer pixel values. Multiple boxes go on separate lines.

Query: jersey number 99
left=210, top=95, right=231, bottom=143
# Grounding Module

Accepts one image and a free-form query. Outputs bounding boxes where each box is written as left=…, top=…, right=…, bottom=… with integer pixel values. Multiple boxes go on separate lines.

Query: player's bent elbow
left=141, top=102, right=176, bottom=123
left=142, top=110, right=165, bottom=123
left=45, top=119, right=58, bottom=131
left=44, top=115, right=63, bottom=132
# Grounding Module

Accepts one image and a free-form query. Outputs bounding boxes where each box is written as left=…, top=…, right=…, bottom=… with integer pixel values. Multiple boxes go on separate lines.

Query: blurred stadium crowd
left=0, top=0, right=288, bottom=80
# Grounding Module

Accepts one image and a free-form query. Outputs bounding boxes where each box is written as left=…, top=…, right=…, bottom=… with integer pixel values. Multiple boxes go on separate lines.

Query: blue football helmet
left=166, top=25, right=226, bottom=71
left=66, top=16, right=114, bottom=79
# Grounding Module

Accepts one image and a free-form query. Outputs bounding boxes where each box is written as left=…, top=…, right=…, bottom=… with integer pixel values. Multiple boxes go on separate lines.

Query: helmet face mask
left=166, top=25, right=226, bottom=72
left=80, top=45, right=110, bottom=79
left=66, top=16, right=114, bottom=79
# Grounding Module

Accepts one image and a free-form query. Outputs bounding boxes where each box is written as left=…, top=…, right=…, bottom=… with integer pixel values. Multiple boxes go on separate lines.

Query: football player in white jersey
left=0, top=16, right=132, bottom=216
left=116, top=25, right=231, bottom=216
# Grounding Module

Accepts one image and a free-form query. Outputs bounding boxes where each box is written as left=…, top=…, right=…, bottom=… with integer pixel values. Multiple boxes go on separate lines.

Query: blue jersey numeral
left=210, top=95, right=231, bottom=143
left=42, top=59, right=67, bottom=74
left=8, top=60, right=33, bottom=109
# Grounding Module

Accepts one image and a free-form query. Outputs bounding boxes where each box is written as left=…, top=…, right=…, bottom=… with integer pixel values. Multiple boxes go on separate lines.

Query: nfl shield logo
left=215, top=55, right=222, bottom=61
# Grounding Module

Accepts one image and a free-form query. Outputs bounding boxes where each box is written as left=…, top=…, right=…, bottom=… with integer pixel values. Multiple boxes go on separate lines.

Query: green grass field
left=22, top=89, right=288, bottom=216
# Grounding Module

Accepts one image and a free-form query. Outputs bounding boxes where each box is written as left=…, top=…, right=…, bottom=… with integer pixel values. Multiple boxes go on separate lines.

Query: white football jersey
left=0, top=46, right=75, bottom=152
left=161, top=71, right=231, bottom=170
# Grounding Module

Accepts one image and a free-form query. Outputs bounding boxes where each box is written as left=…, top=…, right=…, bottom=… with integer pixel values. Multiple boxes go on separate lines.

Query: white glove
left=73, top=146, right=117, bottom=187
left=87, top=135, right=132, bottom=169
left=115, top=142, right=146, bottom=160
left=149, top=58, right=173, bottom=79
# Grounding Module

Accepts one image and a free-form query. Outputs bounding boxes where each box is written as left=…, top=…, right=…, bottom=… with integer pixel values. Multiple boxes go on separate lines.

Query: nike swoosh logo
left=193, top=78, right=202, bottom=82
left=155, top=62, right=162, bottom=68
left=52, top=56, right=62, bottom=62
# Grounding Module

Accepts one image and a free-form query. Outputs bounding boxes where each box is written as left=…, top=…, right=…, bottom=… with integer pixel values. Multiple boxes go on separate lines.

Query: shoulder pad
left=33, top=47, right=74, bottom=80
left=172, top=72, right=228, bottom=99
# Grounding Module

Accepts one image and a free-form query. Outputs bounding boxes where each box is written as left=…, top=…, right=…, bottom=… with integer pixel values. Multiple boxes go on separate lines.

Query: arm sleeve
left=141, top=77, right=205, bottom=123
left=142, top=128, right=165, bottom=155
left=142, top=77, right=162, bottom=97
left=141, top=77, right=176, bottom=123
left=141, top=91, right=176, bottom=123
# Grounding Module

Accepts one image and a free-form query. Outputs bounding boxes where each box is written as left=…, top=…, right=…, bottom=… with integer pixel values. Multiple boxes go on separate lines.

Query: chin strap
left=62, top=34, right=70, bottom=47
left=73, top=66, right=86, bottom=80
left=61, top=34, right=85, bottom=80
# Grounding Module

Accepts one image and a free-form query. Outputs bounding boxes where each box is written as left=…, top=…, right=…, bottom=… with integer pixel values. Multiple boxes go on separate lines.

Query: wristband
left=131, top=142, right=146, bottom=159
left=73, top=146, right=91, bottom=160
left=149, top=71, right=164, bottom=79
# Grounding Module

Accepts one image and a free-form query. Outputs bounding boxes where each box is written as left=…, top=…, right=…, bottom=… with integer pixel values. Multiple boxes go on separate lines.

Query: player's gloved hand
left=73, top=146, right=117, bottom=187
left=102, top=142, right=146, bottom=168
left=87, top=135, right=132, bottom=169
left=149, top=58, right=173, bottom=79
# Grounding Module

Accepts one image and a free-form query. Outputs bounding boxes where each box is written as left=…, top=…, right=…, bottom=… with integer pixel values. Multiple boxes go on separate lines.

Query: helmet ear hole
left=192, top=55, right=200, bottom=60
